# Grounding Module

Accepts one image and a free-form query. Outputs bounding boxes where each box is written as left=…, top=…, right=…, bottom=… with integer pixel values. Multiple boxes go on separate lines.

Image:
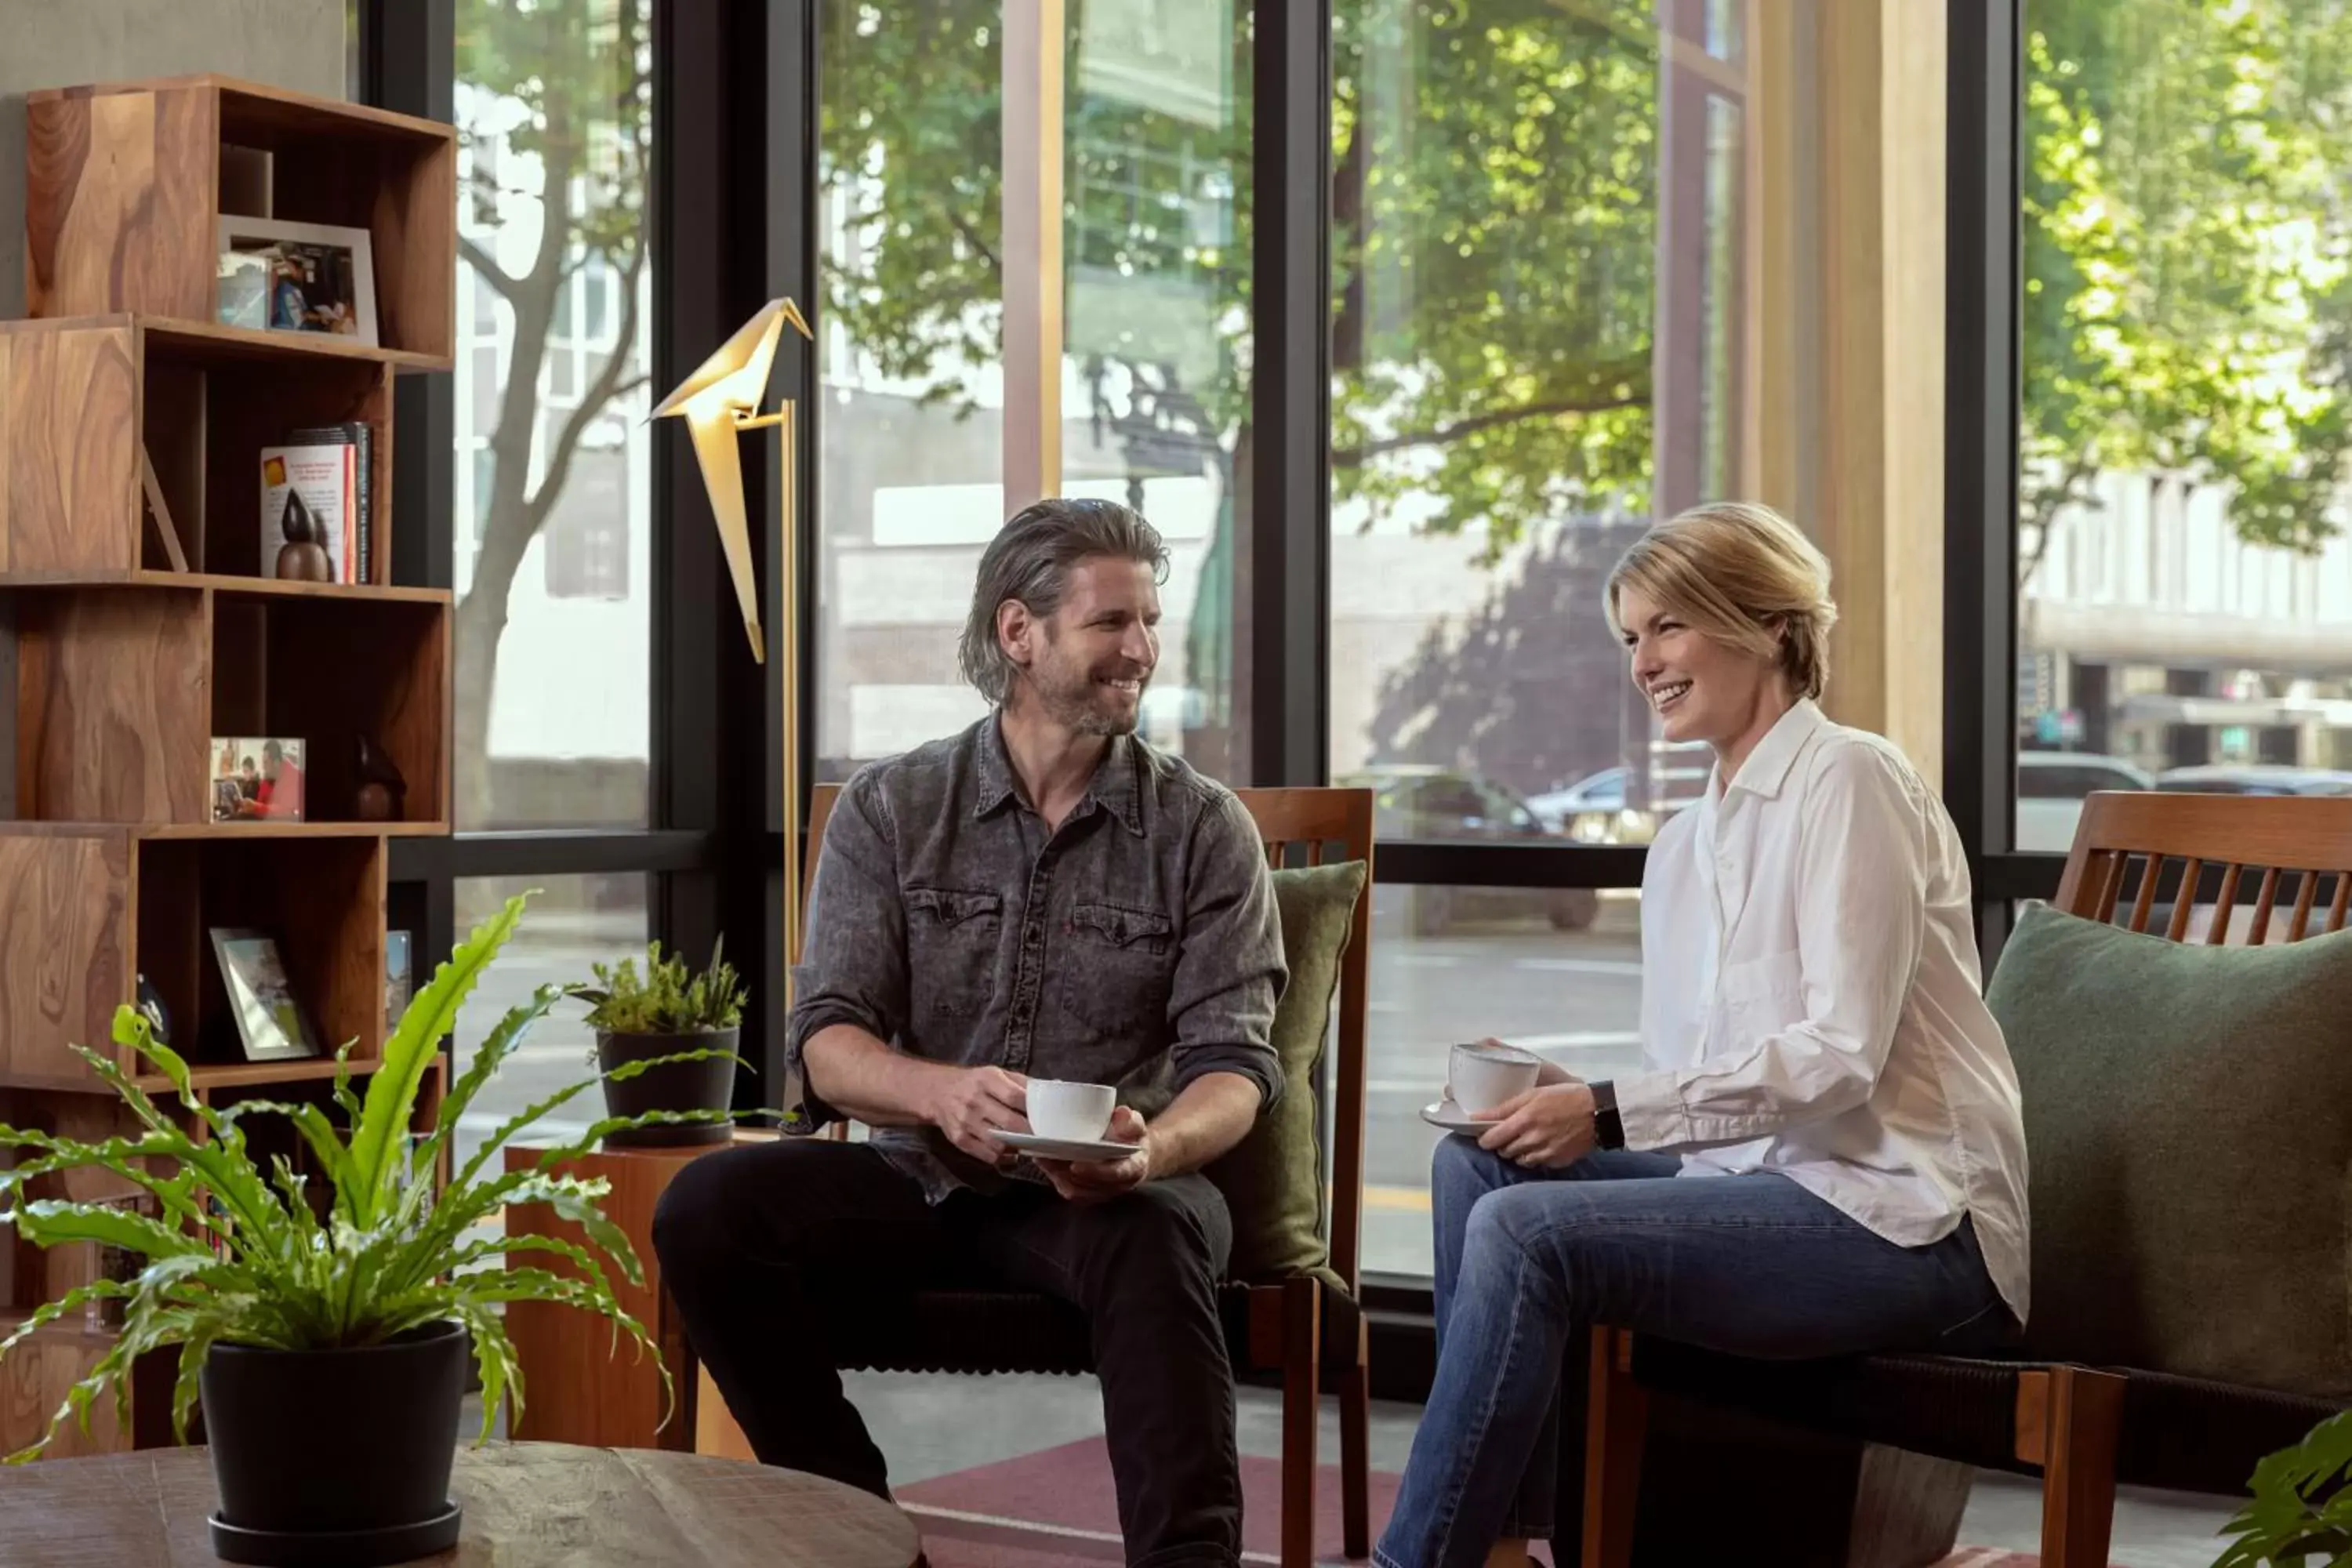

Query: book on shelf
left=260, top=423, right=374, bottom=583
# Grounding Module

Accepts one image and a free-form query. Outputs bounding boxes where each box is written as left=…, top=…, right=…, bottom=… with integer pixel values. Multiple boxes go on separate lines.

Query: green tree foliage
left=2022, top=0, right=2352, bottom=583
left=823, top=0, right=2352, bottom=597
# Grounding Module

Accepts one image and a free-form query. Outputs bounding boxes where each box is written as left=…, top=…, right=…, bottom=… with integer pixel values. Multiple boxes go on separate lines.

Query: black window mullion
left=1250, top=0, right=1333, bottom=789
left=1943, top=0, right=2023, bottom=869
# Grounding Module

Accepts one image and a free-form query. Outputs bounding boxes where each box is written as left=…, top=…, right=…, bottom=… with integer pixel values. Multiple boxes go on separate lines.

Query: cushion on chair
left=1203, top=858, right=1369, bottom=1283
left=1987, top=902, right=2352, bottom=1396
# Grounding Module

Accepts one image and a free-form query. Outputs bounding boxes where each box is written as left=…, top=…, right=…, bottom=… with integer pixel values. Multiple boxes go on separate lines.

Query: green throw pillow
left=1989, top=901, right=2352, bottom=1395
left=1207, top=858, right=1369, bottom=1285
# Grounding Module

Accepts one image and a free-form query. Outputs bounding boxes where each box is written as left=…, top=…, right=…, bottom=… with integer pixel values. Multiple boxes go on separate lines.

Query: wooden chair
left=771, top=781, right=1378, bottom=1566
left=1581, top=789, right=2352, bottom=1568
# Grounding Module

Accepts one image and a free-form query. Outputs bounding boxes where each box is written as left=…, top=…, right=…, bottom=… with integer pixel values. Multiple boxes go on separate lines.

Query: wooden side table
left=0, top=1442, right=919, bottom=1566
left=503, top=1132, right=768, bottom=1454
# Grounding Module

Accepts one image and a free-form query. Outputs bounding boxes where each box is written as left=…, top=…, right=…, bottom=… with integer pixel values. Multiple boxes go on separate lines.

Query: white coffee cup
left=1026, top=1079, right=1116, bottom=1142
left=1449, top=1041, right=1541, bottom=1115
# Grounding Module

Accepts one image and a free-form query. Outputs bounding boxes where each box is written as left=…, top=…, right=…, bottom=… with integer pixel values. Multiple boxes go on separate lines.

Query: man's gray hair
left=958, top=497, right=1170, bottom=704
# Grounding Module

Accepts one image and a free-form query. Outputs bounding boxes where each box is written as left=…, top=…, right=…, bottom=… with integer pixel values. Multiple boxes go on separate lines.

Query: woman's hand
left=1475, top=1082, right=1599, bottom=1168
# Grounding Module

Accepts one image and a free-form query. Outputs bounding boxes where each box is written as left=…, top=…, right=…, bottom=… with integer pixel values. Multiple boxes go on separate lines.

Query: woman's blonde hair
left=1602, top=501, right=1838, bottom=700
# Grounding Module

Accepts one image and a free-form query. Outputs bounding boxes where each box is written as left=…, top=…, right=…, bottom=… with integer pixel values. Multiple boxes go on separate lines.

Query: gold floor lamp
left=652, top=296, right=817, bottom=995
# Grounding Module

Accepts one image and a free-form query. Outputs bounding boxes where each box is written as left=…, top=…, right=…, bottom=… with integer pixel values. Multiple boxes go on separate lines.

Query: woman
left=1377, top=502, right=2029, bottom=1568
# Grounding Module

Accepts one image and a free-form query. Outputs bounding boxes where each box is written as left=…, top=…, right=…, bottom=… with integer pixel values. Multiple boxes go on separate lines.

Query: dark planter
left=201, top=1319, right=468, bottom=1566
left=597, top=1025, right=738, bottom=1146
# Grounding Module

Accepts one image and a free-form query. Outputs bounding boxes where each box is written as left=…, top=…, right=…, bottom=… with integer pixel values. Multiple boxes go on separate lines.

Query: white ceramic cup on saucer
left=1026, top=1079, right=1117, bottom=1142
left=1448, top=1041, right=1541, bottom=1116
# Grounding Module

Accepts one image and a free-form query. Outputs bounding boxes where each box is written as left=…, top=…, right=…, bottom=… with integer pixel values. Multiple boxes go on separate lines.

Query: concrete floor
left=464, top=1371, right=2241, bottom=1564
left=842, top=1372, right=2241, bottom=1567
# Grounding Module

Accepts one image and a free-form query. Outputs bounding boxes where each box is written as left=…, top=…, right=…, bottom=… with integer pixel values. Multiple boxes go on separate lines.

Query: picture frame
left=209, top=928, right=320, bottom=1063
left=212, top=736, right=307, bottom=823
left=216, top=215, right=379, bottom=347
left=385, top=930, right=414, bottom=1034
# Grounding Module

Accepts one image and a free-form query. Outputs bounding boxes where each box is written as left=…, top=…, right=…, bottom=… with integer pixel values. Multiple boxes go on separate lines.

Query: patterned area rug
left=900, top=1436, right=2059, bottom=1567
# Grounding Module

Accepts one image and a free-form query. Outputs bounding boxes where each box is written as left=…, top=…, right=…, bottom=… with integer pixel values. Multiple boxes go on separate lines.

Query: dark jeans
left=1377, top=1140, right=2018, bottom=1568
left=652, top=1139, right=1242, bottom=1568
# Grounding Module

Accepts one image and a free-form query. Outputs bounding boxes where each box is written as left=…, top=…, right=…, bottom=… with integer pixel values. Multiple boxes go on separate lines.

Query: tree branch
left=459, top=235, right=524, bottom=303
left=1332, top=387, right=1648, bottom=466
left=946, top=208, right=1003, bottom=277
left=524, top=243, right=652, bottom=537
left=2016, top=454, right=2099, bottom=590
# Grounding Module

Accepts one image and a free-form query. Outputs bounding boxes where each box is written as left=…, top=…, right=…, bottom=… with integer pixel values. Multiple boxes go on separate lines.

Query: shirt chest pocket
left=1059, top=902, right=1176, bottom=1041
left=906, top=887, right=1002, bottom=1019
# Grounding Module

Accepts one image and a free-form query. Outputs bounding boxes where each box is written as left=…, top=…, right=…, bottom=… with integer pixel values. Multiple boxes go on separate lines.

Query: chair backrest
left=2055, top=789, right=2352, bottom=943
left=796, top=781, right=1378, bottom=1290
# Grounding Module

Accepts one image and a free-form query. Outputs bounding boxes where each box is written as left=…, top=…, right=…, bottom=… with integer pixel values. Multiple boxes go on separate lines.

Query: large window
left=2014, top=0, right=2352, bottom=843
left=448, top=876, right=651, bottom=1193
left=453, top=0, right=654, bottom=830
left=814, top=3, right=1249, bottom=783
left=1331, top=0, right=1728, bottom=1276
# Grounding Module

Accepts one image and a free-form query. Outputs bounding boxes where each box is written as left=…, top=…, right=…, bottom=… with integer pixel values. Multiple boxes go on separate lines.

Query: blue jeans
left=1375, top=1138, right=2015, bottom=1568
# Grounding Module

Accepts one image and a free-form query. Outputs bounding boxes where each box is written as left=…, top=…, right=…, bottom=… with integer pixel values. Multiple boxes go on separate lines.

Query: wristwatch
left=1590, top=1080, right=1626, bottom=1151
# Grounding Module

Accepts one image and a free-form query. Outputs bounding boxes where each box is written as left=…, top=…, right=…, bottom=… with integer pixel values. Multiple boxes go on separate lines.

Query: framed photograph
left=216, top=216, right=379, bottom=347
left=211, top=736, right=307, bottom=823
left=385, top=930, right=414, bottom=1034
left=209, top=928, right=320, bottom=1062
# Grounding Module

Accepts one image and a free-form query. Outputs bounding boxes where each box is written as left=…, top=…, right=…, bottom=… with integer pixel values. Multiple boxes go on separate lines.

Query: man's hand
left=926, top=1065, right=1031, bottom=1170
left=1034, top=1106, right=1152, bottom=1204
left=1476, top=1082, right=1599, bottom=1169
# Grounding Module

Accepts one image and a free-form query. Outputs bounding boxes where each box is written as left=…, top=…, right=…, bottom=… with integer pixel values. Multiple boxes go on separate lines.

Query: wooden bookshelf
left=0, top=74, right=456, bottom=1460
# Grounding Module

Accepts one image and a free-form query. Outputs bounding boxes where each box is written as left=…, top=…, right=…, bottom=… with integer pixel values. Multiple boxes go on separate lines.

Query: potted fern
left=0, top=892, right=739, bottom=1566
left=568, top=938, right=746, bottom=1148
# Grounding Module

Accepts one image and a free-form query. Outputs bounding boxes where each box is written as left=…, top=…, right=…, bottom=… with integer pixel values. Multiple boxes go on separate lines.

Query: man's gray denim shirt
left=786, top=713, right=1288, bottom=1203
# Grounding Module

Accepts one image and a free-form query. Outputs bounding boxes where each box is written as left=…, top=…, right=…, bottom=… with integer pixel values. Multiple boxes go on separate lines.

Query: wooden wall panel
left=0, top=833, right=129, bottom=1087
left=24, top=88, right=216, bottom=325
left=1, top=327, right=139, bottom=575
left=16, top=589, right=208, bottom=822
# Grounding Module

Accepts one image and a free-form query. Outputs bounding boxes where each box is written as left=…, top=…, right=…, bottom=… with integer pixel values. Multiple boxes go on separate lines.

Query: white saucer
left=991, top=1129, right=1142, bottom=1163
left=1420, top=1099, right=1500, bottom=1135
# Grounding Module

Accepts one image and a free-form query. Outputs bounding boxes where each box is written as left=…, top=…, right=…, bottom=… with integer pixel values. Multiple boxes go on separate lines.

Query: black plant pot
left=597, top=1025, right=738, bottom=1147
left=201, top=1319, right=468, bottom=1566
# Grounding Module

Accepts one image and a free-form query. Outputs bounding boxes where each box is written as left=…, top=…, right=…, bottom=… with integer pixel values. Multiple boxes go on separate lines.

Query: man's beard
left=1031, top=658, right=1149, bottom=737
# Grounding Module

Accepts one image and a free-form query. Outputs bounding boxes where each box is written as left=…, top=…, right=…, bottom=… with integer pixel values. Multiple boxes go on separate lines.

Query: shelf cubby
left=0, top=826, right=387, bottom=1092
left=0, top=316, right=394, bottom=584
left=6, top=576, right=449, bottom=829
left=25, top=76, right=456, bottom=366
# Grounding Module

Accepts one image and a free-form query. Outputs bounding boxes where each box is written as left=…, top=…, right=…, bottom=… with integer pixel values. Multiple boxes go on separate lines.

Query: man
left=654, top=497, right=1287, bottom=1568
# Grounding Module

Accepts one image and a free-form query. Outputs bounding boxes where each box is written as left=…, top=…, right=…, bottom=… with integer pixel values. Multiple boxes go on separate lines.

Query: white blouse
left=1617, top=699, right=2031, bottom=1324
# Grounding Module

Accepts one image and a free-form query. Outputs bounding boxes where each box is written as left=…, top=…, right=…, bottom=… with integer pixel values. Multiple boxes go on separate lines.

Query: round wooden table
left=0, top=1441, right=922, bottom=1566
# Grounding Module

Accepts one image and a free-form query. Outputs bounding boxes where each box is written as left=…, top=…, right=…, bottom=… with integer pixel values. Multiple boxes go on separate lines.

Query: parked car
left=2016, top=751, right=2154, bottom=853
left=2154, top=764, right=2352, bottom=797
left=1335, top=767, right=1599, bottom=934
left=1529, top=745, right=1712, bottom=846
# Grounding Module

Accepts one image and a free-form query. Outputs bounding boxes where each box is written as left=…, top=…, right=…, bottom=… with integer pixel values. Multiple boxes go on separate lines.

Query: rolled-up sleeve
left=786, top=773, right=907, bottom=1131
left=1166, top=789, right=1287, bottom=1113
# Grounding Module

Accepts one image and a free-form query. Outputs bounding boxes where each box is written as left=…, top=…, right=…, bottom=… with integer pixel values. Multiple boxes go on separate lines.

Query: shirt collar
left=1718, top=698, right=1828, bottom=801
left=973, top=710, right=1146, bottom=837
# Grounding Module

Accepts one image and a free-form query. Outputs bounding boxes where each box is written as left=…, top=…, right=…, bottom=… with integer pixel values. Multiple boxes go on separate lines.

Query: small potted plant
left=569, top=938, right=747, bottom=1148
left=0, top=892, right=738, bottom=1566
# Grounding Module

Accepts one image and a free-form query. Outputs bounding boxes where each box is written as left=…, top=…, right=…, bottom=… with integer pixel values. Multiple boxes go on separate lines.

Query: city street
left=452, top=893, right=1649, bottom=1279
